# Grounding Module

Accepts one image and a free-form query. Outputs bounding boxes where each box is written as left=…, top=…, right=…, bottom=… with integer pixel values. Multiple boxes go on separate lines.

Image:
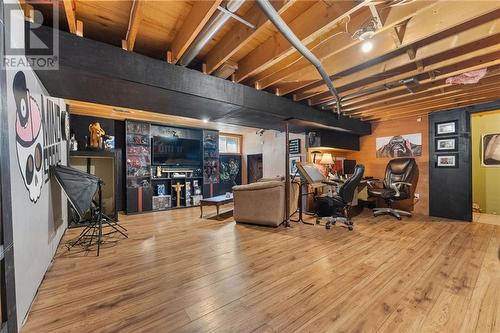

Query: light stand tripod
left=67, top=180, right=128, bottom=256
left=289, top=169, right=315, bottom=225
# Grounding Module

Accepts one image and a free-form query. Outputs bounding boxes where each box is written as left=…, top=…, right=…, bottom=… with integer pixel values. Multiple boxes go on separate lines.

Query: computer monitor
left=343, top=159, right=356, bottom=175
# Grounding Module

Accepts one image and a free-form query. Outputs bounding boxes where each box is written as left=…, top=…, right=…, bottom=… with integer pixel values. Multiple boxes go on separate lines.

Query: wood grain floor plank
left=20, top=207, right=499, bottom=333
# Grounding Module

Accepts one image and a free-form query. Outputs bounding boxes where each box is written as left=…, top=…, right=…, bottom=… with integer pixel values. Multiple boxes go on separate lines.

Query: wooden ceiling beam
left=62, top=0, right=82, bottom=36
left=310, top=37, right=500, bottom=107
left=252, top=11, right=367, bottom=90
left=359, top=88, right=500, bottom=120
left=307, top=29, right=500, bottom=105
left=350, top=83, right=500, bottom=117
left=343, top=71, right=500, bottom=112
left=364, top=93, right=500, bottom=122
left=169, top=0, right=223, bottom=63
left=204, top=0, right=295, bottom=75
left=62, top=0, right=76, bottom=33
left=353, top=84, right=500, bottom=117
left=233, top=0, right=370, bottom=82
left=278, top=3, right=500, bottom=99
left=122, top=0, right=145, bottom=51
left=329, top=52, right=500, bottom=112
left=248, top=1, right=434, bottom=89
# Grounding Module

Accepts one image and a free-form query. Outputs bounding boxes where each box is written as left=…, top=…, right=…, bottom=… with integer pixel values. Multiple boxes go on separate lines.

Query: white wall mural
left=376, top=133, right=422, bottom=158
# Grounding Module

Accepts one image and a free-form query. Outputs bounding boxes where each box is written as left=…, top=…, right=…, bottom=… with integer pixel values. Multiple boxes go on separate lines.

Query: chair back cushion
left=383, top=158, right=418, bottom=198
left=339, top=164, right=365, bottom=204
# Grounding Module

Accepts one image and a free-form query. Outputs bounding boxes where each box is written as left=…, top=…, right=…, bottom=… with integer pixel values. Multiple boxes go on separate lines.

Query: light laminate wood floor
left=22, top=206, right=499, bottom=333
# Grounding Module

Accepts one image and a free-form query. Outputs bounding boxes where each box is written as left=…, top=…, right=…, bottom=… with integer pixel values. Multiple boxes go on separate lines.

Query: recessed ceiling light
left=202, top=118, right=209, bottom=123
left=361, top=41, right=373, bottom=53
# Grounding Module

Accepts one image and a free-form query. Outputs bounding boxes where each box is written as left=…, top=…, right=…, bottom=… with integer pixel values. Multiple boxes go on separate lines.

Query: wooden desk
left=200, top=194, right=233, bottom=218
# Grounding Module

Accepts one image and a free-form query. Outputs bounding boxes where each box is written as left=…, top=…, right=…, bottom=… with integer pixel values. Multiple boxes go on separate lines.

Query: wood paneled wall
left=346, top=116, right=429, bottom=215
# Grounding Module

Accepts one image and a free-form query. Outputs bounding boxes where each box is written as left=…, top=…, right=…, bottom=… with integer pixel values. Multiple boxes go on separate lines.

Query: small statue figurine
left=88, top=122, right=105, bottom=149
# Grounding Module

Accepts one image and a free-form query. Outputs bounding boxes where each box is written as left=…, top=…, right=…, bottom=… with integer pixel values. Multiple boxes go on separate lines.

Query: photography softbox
left=52, top=165, right=99, bottom=219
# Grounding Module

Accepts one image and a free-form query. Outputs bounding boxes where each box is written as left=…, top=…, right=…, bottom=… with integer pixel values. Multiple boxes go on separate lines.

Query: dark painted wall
left=429, top=100, right=500, bottom=221
left=306, top=130, right=360, bottom=151
left=429, top=110, right=472, bottom=221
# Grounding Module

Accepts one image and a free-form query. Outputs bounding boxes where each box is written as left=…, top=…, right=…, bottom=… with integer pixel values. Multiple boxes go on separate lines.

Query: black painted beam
left=34, top=26, right=371, bottom=135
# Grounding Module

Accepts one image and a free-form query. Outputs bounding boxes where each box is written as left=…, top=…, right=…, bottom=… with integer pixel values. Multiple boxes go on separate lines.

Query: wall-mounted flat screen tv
left=152, top=136, right=202, bottom=166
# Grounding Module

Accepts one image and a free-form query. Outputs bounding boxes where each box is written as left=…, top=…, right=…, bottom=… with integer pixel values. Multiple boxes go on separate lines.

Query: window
left=219, top=133, right=241, bottom=154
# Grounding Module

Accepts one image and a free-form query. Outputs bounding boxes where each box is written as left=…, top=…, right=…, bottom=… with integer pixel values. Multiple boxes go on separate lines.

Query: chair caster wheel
left=397, top=217, right=402, bottom=221
left=348, top=225, right=353, bottom=231
left=332, top=220, right=336, bottom=225
left=325, top=222, right=331, bottom=229
left=316, top=219, right=320, bottom=224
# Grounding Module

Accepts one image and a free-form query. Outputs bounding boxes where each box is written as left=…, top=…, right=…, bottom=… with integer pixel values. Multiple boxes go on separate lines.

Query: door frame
left=467, top=101, right=500, bottom=218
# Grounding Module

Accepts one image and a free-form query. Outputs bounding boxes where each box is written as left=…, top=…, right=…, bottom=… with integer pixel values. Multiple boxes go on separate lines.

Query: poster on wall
left=376, top=133, right=422, bottom=158
left=219, top=155, right=242, bottom=194
left=290, top=156, right=301, bottom=175
left=247, top=154, right=263, bottom=183
left=482, top=133, right=500, bottom=167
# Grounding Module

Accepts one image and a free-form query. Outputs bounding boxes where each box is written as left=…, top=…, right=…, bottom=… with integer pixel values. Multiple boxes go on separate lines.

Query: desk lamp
left=319, top=153, right=334, bottom=176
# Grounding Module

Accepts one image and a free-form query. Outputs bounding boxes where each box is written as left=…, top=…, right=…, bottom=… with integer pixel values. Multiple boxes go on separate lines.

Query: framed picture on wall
left=290, top=156, right=301, bottom=175
left=435, top=120, right=458, bottom=136
left=289, top=138, right=301, bottom=154
left=482, top=133, right=500, bottom=167
left=435, top=137, right=457, bottom=151
left=375, top=133, right=422, bottom=158
left=436, top=154, right=458, bottom=168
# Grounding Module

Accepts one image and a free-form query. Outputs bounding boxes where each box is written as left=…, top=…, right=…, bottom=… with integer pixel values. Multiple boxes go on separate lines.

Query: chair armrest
left=367, top=180, right=383, bottom=189
left=389, top=182, right=412, bottom=197
left=322, top=180, right=342, bottom=186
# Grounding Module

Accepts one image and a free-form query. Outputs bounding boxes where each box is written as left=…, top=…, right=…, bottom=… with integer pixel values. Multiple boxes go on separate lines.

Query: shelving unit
left=151, top=176, right=203, bottom=209
left=125, top=121, right=209, bottom=214
left=126, top=121, right=153, bottom=213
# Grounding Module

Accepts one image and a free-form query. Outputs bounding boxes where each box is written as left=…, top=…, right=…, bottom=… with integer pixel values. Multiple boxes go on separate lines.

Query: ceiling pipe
left=255, top=0, right=342, bottom=115
left=179, top=0, right=245, bottom=67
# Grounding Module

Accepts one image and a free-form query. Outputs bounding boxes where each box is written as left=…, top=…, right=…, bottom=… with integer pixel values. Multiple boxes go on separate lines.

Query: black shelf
left=152, top=176, right=203, bottom=181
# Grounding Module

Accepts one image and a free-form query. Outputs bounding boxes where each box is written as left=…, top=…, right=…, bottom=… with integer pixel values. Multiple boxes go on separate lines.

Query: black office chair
left=368, top=158, right=418, bottom=220
left=315, top=164, right=365, bottom=230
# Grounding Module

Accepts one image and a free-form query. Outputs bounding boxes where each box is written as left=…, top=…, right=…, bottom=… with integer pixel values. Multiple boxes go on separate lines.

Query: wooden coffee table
left=200, top=194, right=233, bottom=218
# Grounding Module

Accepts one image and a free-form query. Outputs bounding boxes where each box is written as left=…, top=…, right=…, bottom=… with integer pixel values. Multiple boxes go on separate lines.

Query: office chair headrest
left=388, top=158, right=416, bottom=174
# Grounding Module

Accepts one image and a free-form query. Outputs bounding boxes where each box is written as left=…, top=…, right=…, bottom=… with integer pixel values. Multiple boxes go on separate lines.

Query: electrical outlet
left=414, top=193, right=420, bottom=199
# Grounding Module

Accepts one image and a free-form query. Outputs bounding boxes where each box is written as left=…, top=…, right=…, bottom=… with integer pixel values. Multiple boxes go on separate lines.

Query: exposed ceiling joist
left=343, top=70, right=500, bottom=112
left=278, top=3, right=500, bottom=99
left=260, top=0, right=436, bottom=94
left=312, top=46, right=500, bottom=108
left=366, top=92, right=500, bottom=121
left=204, top=0, right=294, bottom=74
left=122, top=0, right=144, bottom=51
left=169, top=0, right=223, bottom=63
left=25, top=0, right=500, bottom=123
left=320, top=48, right=500, bottom=112
left=310, top=29, right=500, bottom=107
left=62, top=0, right=82, bottom=36
left=234, top=0, right=369, bottom=82
left=355, top=84, right=500, bottom=118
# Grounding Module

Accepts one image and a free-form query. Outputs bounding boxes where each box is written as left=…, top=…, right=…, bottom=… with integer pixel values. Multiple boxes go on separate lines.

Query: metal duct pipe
left=179, top=0, right=245, bottom=66
left=256, top=0, right=342, bottom=114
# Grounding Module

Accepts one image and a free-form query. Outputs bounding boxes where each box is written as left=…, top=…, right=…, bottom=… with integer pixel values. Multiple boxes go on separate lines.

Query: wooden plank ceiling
left=27, top=0, right=500, bottom=122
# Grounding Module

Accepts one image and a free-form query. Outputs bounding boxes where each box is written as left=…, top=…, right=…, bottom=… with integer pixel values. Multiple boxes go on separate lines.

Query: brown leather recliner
left=232, top=178, right=299, bottom=227
left=368, top=158, right=419, bottom=220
